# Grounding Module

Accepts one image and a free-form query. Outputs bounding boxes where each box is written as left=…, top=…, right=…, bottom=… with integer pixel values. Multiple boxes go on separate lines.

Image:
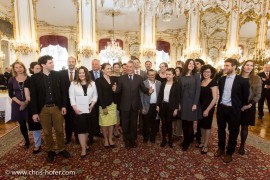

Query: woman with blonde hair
left=8, top=61, right=30, bottom=148
left=239, top=60, right=262, bottom=155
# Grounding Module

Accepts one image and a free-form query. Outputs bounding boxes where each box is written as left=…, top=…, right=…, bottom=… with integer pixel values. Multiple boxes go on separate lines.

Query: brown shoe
left=223, top=154, right=232, bottom=163
left=214, top=149, right=225, bottom=157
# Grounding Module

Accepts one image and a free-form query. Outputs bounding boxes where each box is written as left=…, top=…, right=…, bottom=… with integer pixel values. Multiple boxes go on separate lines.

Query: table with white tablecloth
left=0, top=93, right=11, bottom=123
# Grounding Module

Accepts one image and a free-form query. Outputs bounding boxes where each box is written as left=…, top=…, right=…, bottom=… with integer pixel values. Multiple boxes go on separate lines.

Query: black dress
left=74, top=85, right=91, bottom=134
left=198, top=80, right=217, bottom=129
left=155, top=74, right=167, bottom=83
left=24, top=78, right=42, bottom=131
left=241, top=78, right=256, bottom=126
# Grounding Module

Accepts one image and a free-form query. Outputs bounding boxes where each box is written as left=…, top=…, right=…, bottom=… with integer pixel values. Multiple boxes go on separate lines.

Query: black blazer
left=96, top=76, right=117, bottom=109
left=115, top=74, right=149, bottom=111
left=30, top=71, right=67, bottom=115
left=59, top=69, right=77, bottom=105
left=157, top=82, right=180, bottom=110
left=257, top=71, right=270, bottom=89
left=89, top=70, right=103, bottom=82
left=218, top=75, right=249, bottom=110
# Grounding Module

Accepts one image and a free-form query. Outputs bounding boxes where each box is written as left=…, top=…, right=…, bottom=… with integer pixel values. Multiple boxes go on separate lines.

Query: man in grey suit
left=134, top=58, right=147, bottom=80
left=112, top=60, right=154, bottom=149
left=140, top=69, right=161, bottom=143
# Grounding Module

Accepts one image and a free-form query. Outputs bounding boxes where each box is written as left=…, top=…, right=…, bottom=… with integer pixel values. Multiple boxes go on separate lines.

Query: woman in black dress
left=239, top=60, right=262, bottom=155
left=198, top=65, right=218, bottom=154
left=8, top=62, right=29, bottom=148
left=24, top=62, right=43, bottom=154
left=69, top=66, right=98, bottom=158
left=155, top=62, right=168, bottom=83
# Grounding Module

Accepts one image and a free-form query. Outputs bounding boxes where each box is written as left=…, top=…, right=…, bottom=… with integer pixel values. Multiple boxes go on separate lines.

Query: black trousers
left=64, top=104, right=77, bottom=141
left=182, top=120, right=194, bottom=147
left=18, top=119, right=29, bottom=143
left=142, top=104, right=158, bottom=140
left=258, top=88, right=270, bottom=116
left=121, top=107, right=138, bottom=143
left=92, top=103, right=100, bottom=135
left=217, top=105, right=240, bottom=155
left=160, top=103, right=174, bottom=142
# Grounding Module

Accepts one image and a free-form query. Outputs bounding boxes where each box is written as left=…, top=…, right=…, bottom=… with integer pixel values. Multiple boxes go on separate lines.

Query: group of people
left=7, top=54, right=266, bottom=164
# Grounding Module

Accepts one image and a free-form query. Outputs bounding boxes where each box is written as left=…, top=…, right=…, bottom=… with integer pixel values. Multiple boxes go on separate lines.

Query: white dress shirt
left=221, top=74, right=236, bottom=106
left=148, top=80, right=157, bottom=104
left=163, top=84, right=172, bottom=102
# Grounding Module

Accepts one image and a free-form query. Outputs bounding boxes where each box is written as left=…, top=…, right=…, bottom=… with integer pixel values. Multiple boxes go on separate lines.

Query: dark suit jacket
left=30, top=71, right=67, bottom=115
left=218, top=75, right=249, bottom=110
left=89, top=70, right=103, bottom=82
left=157, top=82, right=180, bottom=110
left=59, top=69, right=77, bottom=106
left=115, top=74, right=149, bottom=111
left=257, top=71, right=270, bottom=89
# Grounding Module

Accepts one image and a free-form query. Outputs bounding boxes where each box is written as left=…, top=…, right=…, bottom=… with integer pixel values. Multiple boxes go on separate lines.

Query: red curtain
left=157, top=40, right=170, bottom=54
left=99, top=38, right=123, bottom=52
left=39, top=35, right=68, bottom=50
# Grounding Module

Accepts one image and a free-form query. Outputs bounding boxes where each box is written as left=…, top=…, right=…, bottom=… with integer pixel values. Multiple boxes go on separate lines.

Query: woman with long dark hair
left=239, top=60, right=262, bottom=155
left=157, top=68, right=180, bottom=148
left=179, top=59, right=202, bottom=151
left=69, top=66, right=98, bottom=158
left=24, top=62, right=43, bottom=154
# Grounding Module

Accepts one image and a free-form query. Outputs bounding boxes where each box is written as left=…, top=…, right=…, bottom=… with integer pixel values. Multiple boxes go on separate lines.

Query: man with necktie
left=60, top=56, right=79, bottom=145
left=89, top=59, right=103, bottom=144
left=112, top=60, right=154, bottom=149
left=258, top=64, right=270, bottom=119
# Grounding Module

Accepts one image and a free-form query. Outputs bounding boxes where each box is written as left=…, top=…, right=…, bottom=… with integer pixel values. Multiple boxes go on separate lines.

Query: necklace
left=18, top=81, right=25, bottom=100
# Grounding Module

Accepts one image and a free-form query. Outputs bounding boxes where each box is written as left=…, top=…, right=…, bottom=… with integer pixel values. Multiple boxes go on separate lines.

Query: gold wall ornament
left=252, top=48, right=269, bottom=72
left=10, top=40, right=36, bottom=55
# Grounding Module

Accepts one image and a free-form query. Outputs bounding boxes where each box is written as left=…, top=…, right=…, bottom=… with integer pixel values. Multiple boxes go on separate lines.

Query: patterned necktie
left=69, top=72, right=73, bottom=82
left=129, top=75, right=132, bottom=80
left=94, top=71, right=98, bottom=80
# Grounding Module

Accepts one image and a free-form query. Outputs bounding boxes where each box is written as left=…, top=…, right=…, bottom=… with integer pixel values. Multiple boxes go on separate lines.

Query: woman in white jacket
left=69, top=66, right=98, bottom=158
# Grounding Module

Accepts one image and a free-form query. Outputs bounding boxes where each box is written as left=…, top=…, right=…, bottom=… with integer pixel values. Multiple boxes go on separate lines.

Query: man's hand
left=149, top=87, right=154, bottom=94
left=32, top=114, right=40, bottom=122
left=156, top=106, right=160, bottom=112
left=192, top=105, right=197, bottom=111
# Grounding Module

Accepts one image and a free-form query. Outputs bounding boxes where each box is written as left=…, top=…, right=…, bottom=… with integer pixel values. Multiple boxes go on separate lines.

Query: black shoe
left=110, top=144, right=115, bottom=148
left=143, top=138, right=148, bottom=143
left=65, top=141, right=71, bottom=145
left=59, top=150, right=71, bottom=158
left=104, top=145, right=110, bottom=149
left=168, top=141, right=173, bottom=148
left=75, top=139, right=80, bottom=145
left=24, top=142, right=30, bottom=149
left=94, top=133, right=103, bottom=138
left=80, top=154, right=87, bottom=159
left=238, top=146, right=245, bottom=155
left=160, top=141, right=167, bottom=147
left=47, top=151, right=56, bottom=163
left=32, top=146, right=41, bottom=154
left=130, top=141, right=137, bottom=148
left=125, top=141, right=131, bottom=150
left=182, top=146, right=188, bottom=151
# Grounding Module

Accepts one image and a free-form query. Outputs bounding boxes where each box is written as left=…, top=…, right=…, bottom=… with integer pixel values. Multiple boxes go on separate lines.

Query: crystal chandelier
left=101, top=11, right=125, bottom=60
left=112, top=0, right=186, bottom=22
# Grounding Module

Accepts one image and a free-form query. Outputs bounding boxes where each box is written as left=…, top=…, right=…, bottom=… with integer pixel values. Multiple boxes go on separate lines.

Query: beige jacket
left=248, top=75, right=262, bottom=105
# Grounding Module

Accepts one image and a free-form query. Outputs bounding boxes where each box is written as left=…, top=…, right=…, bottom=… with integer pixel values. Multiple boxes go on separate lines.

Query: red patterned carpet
left=0, top=128, right=270, bottom=179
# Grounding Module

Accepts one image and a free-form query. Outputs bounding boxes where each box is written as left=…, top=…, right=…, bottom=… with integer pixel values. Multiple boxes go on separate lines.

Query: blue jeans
left=32, top=130, right=42, bottom=147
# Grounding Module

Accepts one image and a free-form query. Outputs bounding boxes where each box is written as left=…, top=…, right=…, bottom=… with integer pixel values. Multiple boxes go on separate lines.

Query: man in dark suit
left=89, top=59, right=103, bottom=143
left=60, top=56, right=78, bottom=144
left=30, top=55, right=70, bottom=163
left=214, top=58, right=249, bottom=163
left=257, top=64, right=270, bottom=119
left=112, top=60, right=154, bottom=149
left=133, top=58, right=147, bottom=80
left=4, top=66, right=12, bottom=86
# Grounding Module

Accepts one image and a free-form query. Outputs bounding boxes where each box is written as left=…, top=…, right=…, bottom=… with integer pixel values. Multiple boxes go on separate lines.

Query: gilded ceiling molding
left=239, top=10, right=260, bottom=27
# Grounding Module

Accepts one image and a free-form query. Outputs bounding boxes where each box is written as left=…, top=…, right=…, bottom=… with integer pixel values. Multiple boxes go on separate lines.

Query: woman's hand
left=203, top=110, right=209, bottom=117
left=89, top=102, right=96, bottom=113
left=156, top=106, right=160, bottom=112
left=73, top=107, right=82, bottom=115
left=103, top=108, right=108, bottom=115
left=173, top=109, right=178, bottom=117
left=192, top=105, right=197, bottom=111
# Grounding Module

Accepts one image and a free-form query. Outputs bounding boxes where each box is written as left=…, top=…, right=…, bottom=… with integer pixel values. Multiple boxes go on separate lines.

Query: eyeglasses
left=203, top=71, right=211, bottom=74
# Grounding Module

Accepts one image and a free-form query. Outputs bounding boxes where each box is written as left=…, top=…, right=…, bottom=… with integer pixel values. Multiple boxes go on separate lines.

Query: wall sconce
left=141, top=44, right=156, bottom=57
left=77, top=39, right=94, bottom=58
left=11, top=38, right=35, bottom=55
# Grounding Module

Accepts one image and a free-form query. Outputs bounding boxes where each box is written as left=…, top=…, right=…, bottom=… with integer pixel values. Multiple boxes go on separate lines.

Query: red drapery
left=99, top=38, right=123, bottom=52
left=39, top=35, right=68, bottom=51
left=156, top=40, right=170, bottom=54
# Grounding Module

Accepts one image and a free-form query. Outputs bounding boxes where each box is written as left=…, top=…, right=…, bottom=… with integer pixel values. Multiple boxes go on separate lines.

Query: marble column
left=77, top=0, right=97, bottom=70
left=140, top=12, right=156, bottom=69
left=12, top=0, right=38, bottom=70
left=226, top=0, right=240, bottom=58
